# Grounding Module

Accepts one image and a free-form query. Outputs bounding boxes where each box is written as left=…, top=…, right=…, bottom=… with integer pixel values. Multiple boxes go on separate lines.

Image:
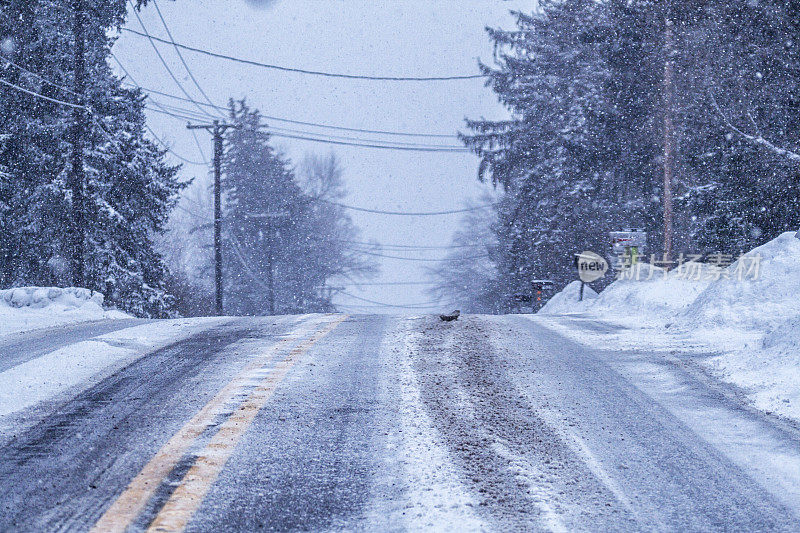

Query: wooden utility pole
left=663, top=13, right=676, bottom=263
left=187, top=120, right=238, bottom=315
left=266, top=217, right=275, bottom=315
left=70, top=0, right=87, bottom=286
left=245, top=211, right=288, bottom=315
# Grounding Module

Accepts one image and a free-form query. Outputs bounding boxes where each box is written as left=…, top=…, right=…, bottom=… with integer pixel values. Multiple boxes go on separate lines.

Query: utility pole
left=663, top=11, right=676, bottom=264
left=187, top=120, right=238, bottom=315
left=70, top=0, right=87, bottom=286
left=266, top=217, right=275, bottom=315
left=245, top=211, right=288, bottom=315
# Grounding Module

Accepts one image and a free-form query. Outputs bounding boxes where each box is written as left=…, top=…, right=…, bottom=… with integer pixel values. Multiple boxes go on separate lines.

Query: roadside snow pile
left=542, top=262, right=720, bottom=323
left=591, top=262, right=719, bottom=321
left=681, top=232, right=800, bottom=330
left=710, top=315, right=800, bottom=419
left=538, top=231, right=800, bottom=422
left=0, top=287, right=130, bottom=336
left=679, top=232, right=800, bottom=420
left=539, top=280, right=597, bottom=315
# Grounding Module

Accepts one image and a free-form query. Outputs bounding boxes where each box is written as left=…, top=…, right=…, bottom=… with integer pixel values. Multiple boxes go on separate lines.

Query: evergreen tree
left=222, top=101, right=373, bottom=315
left=682, top=0, right=800, bottom=254
left=0, top=0, right=183, bottom=316
left=463, top=1, right=617, bottom=306
left=463, top=0, right=800, bottom=309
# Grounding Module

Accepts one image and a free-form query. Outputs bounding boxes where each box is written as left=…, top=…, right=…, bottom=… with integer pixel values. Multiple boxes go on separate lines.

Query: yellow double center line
left=91, top=315, right=348, bottom=533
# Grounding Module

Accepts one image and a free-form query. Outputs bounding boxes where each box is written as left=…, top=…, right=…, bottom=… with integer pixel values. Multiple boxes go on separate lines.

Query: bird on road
left=440, top=310, right=460, bottom=322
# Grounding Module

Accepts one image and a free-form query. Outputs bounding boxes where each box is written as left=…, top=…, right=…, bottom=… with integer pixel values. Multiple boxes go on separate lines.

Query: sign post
left=574, top=252, right=608, bottom=301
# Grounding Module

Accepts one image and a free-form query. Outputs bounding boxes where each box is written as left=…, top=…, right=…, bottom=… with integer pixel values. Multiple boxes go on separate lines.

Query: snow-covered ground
left=536, top=231, right=800, bottom=424
left=0, top=287, right=130, bottom=336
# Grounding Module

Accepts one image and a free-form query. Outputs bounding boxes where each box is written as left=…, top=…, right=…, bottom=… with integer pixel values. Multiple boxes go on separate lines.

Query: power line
left=266, top=125, right=463, bottom=149
left=0, top=77, right=86, bottom=109
left=127, top=0, right=217, bottom=120
left=353, top=249, right=491, bottom=262
left=342, top=239, right=484, bottom=250
left=336, top=304, right=441, bottom=311
left=146, top=123, right=207, bottom=165
left=337, top=292, right=449, bottom=309
left=263, top=130, right=469, bottom=152
left=109, top=53, right=208, bottom=165
left=121, top=28, right=485, bottom=82
left=315, top=198, right=493, bottom=215
left=336, top=281, right=437, bottom=286
left=151, top=0, right=225, bottom=119
left=2, top=57, right=82, bottom=98
left=138, top=97, right=471, bottom=153
left=146, top=101, right=465, bottom=150
left=120, top=80, right=458, bottom=138
left=0, top=73, right=208, bottom=185
left=189, top=127, right=210, bottom=165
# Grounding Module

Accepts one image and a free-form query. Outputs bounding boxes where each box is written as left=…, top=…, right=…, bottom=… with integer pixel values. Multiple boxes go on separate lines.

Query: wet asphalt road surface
left=0, top=313, right=799, bottom=531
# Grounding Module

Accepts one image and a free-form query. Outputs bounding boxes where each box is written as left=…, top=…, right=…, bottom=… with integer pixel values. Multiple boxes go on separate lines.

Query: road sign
left=610, top=230, right=647, bottom=255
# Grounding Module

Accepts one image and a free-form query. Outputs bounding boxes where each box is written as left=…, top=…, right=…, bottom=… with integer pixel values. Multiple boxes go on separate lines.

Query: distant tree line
left=445, top=0, right=800, bottom=312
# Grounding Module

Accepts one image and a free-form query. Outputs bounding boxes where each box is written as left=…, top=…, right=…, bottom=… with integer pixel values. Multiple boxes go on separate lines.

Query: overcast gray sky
left=112, top=0, right=532, bottom=313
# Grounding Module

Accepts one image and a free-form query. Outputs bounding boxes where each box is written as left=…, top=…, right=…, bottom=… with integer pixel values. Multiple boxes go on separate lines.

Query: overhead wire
left=126, top=0, right=217, bottom=120
left=148, top=103, right=465, bottom=149
left=315, top=198, right=494, bottom=215
left=151, top=0, right=225, bottom=119
left=343, top=240, right=484, bottom=250
left=139, top=97, right=471, bottom=152
left=265, top=125, right=463, bottom=149
left=336, top=292, right=450, bottom=309
left=4, top=50, right=483, bottom=217
left=263, top=130, right=469, bottom=152
left=110, top=53, right=208, bottom=164
left=0, top=77, right=85, bottom=109
left=0, top=71, right=209, bottom=176
left=352, top=249, right=491, bottom=262
left=121, top=28, right=485, bottom=82
left=119, top=80, right=458, bottom=138
left=334, top=281, right=437, bottom=286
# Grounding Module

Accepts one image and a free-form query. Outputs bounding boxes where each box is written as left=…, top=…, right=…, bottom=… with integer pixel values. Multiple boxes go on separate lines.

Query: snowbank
left=539, top=280, right=597, bottom=315
left=591, top=262, right=717, bottom=320
left=0, top=287, right=130, bottom=336
left=537, top=232, right=800, bottom=423
left=705, top=314, right=800, bottom=420
left=679, top=233, right=800, bottom=421
left=543, top=262, right=719, bottom=323
left=681, top=232, right=800, bottom=330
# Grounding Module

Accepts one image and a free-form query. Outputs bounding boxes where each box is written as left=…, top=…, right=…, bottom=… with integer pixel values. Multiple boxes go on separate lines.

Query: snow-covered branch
left=710, top=91, right=800, bottom=164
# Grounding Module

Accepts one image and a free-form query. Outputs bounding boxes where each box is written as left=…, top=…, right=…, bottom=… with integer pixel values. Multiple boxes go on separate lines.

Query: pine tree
left=463, top=0, right=800, bottom=309
left=221, top=101, right=374, bottom=315
left=463, top=1, right=617, bottom=305
left=0, top=0, right=183, bottom=317
left=682, top=0, right=800, bottom=254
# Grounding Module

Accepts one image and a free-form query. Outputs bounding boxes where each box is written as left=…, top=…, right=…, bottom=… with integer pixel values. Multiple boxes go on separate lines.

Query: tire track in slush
left=0, top=320, right=266, bottom=532
left=407, top=316, right=635, bottom=532
left=92, top=315, right=347, bottom=533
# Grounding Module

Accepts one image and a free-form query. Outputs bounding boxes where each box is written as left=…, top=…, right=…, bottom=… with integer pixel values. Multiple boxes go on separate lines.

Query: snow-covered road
left=1, top=314, right=799, bottom=531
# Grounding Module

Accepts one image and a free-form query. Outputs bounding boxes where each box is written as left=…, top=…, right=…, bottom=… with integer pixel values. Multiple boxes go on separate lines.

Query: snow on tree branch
left=710, top=91, right=800, bottom=164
